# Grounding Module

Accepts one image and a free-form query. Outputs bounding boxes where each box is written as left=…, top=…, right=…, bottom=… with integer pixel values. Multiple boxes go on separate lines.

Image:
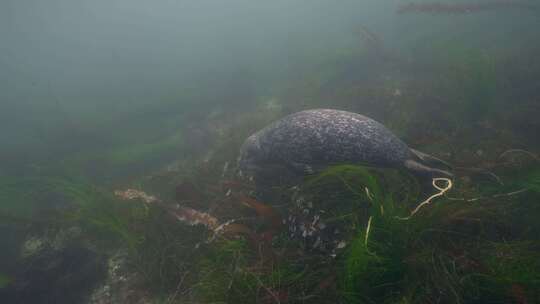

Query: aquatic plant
left=57, top=185, right=146, bottom=249
left=297, top=162, right=540, bottom=303
left=128, top=207, right=208, bottom=296
left=195, top=239, right=259, bottom=303
left=0, top=175, right=146, bottom=249
left=328, top=167, right=412, bottom=303
left=478, top=241, right=540, bottom=296
left=0, top=273, right=13, bottom=289
left=112, top=179, right=286, bottom=297
left=524, top=168, right=540, bottom=193
left=194, top=236, right=338, bottom=303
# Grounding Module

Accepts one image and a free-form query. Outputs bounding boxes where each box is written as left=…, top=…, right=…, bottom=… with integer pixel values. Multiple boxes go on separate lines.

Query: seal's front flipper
left=287, top=161, right=317, bottom=175
left=410, top=148, right=453, bottom=170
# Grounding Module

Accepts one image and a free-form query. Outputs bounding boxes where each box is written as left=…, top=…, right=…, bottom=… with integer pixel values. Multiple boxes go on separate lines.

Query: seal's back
left=240, top=109, right=411, bottom=171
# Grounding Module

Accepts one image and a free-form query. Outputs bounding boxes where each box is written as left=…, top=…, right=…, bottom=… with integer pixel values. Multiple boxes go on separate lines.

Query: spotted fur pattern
left=239, top=109, right=412, bottom=174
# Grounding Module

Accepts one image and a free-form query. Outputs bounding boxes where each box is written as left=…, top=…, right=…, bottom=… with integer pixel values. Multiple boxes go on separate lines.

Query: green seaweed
left=194, top=237, right=336, bottom=303
left=329, top=167, right=410, bottom=303
left=484, top=242, right=540, bottom=286
left=0, top=175, right=146, bottom=249
left=0, top=273, right=13, bottom=289
left=129, top=208, right=208, bottom=295
left=524, top=167, right=540, bottom=194
left=299, top=163, right=540, bottom=303
left=195, top=239, right=259, bottom=303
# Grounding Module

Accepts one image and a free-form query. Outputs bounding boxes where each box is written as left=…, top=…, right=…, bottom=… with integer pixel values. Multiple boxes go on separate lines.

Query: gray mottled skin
left=238, top=109, right=452, bottom=179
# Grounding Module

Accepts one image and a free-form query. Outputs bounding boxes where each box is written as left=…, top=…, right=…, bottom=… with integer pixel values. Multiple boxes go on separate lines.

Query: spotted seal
left=238, top=109, right=452, bottom=180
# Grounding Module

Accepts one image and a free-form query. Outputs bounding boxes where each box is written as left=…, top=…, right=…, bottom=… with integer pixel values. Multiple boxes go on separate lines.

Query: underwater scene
left=1, top=0, right=540, bottom=303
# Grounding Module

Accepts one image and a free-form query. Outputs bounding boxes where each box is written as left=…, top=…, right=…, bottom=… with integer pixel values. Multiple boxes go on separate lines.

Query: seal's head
left=237, top=133, right=265, bottom=175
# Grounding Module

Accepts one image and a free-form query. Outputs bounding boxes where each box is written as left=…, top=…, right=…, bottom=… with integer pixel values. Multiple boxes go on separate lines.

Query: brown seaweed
left=236, top=194, right=282, bottom=231
left=114, top=188, right=219, bottom=230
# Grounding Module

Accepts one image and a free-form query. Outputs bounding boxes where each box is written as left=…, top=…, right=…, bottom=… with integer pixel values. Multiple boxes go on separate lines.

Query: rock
left=1, top=244, right=106, bottom=304
left=87, top=250, right=151, bottom=304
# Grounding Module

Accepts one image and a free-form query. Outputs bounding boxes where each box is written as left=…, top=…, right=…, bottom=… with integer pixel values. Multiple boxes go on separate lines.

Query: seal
left=238, top=109, right=452, bottom=180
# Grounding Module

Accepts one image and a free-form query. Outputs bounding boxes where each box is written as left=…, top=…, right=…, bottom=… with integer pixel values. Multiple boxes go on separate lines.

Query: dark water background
left=1, top=1, right=539, bottom=303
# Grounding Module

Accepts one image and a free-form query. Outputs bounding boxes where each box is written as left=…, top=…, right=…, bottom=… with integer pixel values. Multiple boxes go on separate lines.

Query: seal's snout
left=238, top=157, right=258, bottom=173
left=238, top=135, right=265, bottom=175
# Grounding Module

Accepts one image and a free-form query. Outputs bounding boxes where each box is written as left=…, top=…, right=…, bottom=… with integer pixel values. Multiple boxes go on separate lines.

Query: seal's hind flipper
left=410, top=148, right=453, bottom=170
left=404, top=159, right=453, bottom=179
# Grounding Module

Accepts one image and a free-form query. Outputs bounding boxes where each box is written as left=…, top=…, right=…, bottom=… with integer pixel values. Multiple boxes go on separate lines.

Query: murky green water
left=1, top=1, right=539, bottom=303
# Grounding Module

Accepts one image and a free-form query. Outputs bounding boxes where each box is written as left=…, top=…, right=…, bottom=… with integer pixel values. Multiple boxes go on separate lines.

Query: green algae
left=0, top=176, right=146, bottom=249
left=0, top=273, right=13, bottom=289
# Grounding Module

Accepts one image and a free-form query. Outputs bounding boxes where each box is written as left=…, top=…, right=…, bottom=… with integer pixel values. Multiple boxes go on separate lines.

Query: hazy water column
left=0, top=0, right=385, bottom=170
